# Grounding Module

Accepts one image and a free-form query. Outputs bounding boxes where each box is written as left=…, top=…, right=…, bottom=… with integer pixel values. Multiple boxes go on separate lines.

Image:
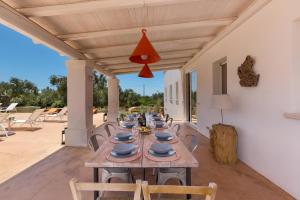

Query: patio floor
left=0, top=112, right=104, bottom=184
left=0, top=123, right=294, bottom=200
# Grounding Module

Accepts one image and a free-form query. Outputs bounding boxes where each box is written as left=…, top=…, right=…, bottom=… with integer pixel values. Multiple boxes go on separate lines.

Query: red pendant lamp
left=129, top=29, right=161, bottom=64
left=138, top=64, right=153, bottom=78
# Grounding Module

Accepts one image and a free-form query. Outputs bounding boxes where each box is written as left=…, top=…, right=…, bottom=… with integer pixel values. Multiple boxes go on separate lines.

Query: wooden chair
left=69, top=179, right=142, bottom=200
left=142, top=181, right=217, bottom=200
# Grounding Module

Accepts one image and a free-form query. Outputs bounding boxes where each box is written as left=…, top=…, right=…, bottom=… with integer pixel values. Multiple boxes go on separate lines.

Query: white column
left=107, top=77, right=119, bottom=122
left=65, top=60, right=93, bottom=147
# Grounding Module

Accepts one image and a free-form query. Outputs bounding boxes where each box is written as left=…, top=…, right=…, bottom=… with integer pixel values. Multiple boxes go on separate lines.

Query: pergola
left=0, top=0, right=268, bottom=146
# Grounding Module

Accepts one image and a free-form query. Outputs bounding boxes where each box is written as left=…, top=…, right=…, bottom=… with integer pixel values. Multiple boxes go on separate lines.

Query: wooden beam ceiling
left=82, top=36, right=212, bottom=54
left=0, top=1, right=84, bottom=59
left=96, top=49, right=198, bottom=65
left=17, top=0, right=201, bottom=17
left=111, top=64, right=183, bottom=74
left=58, top=18, right=235, bottom=41
left=101, top=57, right=190, bottom=70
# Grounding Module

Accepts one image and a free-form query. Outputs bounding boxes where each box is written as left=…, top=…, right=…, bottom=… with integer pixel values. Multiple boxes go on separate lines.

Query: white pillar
left=66, top=60, right=93, bottom=147
left=107, top=77, right=119, bottom=122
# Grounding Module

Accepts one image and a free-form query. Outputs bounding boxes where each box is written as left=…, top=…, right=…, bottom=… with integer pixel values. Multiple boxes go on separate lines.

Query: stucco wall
left=165, top=0, right=300, bottom=198
left=164, top=70, right=185, bottom=121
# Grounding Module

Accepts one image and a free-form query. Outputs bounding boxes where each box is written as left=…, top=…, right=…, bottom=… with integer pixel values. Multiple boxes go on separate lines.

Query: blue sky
left=0, top=24, right=163, bottom=95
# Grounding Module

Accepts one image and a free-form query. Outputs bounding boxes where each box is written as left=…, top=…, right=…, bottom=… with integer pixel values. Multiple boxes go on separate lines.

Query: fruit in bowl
left=139, top=126, right=151, bottom=135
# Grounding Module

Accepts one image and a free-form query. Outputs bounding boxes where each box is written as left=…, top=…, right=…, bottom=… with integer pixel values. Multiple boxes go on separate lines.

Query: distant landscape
left=0, top=72, right=164, bottom=110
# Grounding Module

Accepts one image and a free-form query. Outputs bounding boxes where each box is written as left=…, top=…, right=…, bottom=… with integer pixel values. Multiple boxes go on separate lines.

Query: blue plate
left=111, top=149, right=138, bottom=158
left=155, top=132, right=172, bottom=140
left=122, top=123, right=134, bottom=129
left=115, top=132, right=133, bottom=140
left=112, top=144, right=136, bottom=155
left=148, top=149, right=176, bottom=157
left=150, top=143, right=172, bottom=154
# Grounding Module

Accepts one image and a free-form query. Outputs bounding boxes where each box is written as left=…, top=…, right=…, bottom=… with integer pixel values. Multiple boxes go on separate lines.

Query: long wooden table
left=85, top=131, right=199, bottom=200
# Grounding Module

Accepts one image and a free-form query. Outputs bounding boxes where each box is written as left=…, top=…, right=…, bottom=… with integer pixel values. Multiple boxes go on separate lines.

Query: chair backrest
left=142, top=181, right=217, bottom=200
left=69, top=179, right=142, bottom=200
left=6, top=103, right=18, bottom=112
left=185, top=134, right=199, bottom=153
left=88, top=134, right=104, bottom=152
left=58, top=107, right=68, bottom=116
left=28, top=109, right=45, bottom=121
left=104, top=123, right=115, bottom=137
left=164, top=114, right=169, bottom=122
left=166, top=117, right=173, bottom=127
left=170, top=124, right=181, bottom=136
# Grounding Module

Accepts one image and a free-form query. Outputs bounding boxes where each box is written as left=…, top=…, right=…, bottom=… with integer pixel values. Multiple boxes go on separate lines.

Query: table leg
left=186, top=168, right=191, bottom=200
left=93, top=168, right=99, bottom=200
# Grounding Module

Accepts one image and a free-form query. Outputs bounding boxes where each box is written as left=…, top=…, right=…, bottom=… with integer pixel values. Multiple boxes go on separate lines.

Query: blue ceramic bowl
left=123, top=122, right=134, bottom=129
left=155, top=132, right=171, bottom=140
left=112, top=144, right=136, bottom=155
left=115, top=132, right=133, bottom=141
left=149, top=149, right=176, bottom=157
left=150, top=143, right=172, bottom=154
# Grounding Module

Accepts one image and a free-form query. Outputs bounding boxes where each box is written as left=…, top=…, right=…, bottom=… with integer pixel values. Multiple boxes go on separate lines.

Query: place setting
left=150, top=120, right=168, bottom=129
left=106, top=143, right=142, bottom=162
left=120, top=121, right=136, bottom=129
left=144, top=143, right=180, bottom=162
left=153, top=131, right=179, bottom=144
left=110, top=131, right=138, bottom=144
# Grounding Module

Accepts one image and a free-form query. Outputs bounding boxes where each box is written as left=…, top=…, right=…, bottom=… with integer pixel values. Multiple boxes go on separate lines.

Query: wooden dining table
left=85, top=129, right=199, bottom=200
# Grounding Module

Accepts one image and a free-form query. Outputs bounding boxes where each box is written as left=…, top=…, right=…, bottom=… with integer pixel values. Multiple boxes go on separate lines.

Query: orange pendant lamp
left=129, top=29, right=161, bottom=64
left=138, top=64, right=153, bottom=78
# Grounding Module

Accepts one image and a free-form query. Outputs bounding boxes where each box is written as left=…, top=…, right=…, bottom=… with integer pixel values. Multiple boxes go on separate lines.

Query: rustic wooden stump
left=209, top=124, right=237, bottom=165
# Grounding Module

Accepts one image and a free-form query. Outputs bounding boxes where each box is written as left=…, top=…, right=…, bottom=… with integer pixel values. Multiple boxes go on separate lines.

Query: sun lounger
left=11, top=109, right=45, bottom=129
left=44, top=107, right=67, bottom=122
left=0, top=103, right=18, bottom=113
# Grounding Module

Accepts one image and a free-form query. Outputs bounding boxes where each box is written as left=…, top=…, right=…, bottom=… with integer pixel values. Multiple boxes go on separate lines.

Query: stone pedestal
left=209, top=123, right=238, bottom=165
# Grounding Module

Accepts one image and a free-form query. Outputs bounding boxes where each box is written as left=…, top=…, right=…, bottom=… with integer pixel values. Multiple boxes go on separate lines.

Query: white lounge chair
left=0, top=123, right=15, bottom=137
left=0, top=103, right=18, bottom=113
left=0, top=113, right=16, bottom=136
left=44, top=107, right=67, bottom=122
left=11, top=109, right=45, bottom=129
left=0, top=113, right=9, bottom=123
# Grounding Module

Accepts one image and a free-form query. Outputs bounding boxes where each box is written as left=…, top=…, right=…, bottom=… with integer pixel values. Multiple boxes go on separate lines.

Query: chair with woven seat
left=88, top=133, right=134, bottom=185
left=156, top=134, right=199, bottom=186
left=142, top=181, right=217, bottom=200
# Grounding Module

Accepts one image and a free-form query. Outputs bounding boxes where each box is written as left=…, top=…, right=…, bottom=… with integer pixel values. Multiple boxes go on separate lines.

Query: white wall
left=168, top=0, right=300, bottom=198
left=164, top=69, right=185, bottom=120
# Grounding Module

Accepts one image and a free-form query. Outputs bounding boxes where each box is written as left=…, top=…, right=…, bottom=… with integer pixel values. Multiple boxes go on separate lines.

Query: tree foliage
left=0, top=74, right=164, bottom=109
